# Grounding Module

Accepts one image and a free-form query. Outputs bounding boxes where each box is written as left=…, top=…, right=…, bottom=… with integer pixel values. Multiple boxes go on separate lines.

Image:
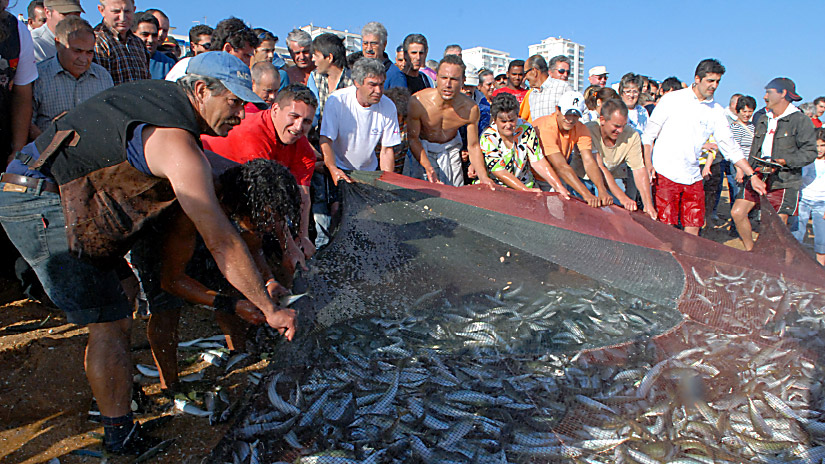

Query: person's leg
left=682, top=179, right=705, bottom=236
left=215, top=312, right=249, bottom=352
left=146, top=308, right=182, bottom=391
left=810, top=200, right=825, bottom=265
left=732, top=198, right=757, bottom=250
left=789, top=198, right=811, bottom=244
left=86, top=318, right=133, bottom=417
left=654, top=175, right=680, bottom=227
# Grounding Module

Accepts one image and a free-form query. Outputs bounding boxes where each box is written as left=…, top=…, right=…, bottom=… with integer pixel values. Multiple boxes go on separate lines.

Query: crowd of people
left=1, top=0, right=823, bottom=456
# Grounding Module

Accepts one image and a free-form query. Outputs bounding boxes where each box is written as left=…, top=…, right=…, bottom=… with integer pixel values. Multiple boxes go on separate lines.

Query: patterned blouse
left=479, top=122, right=544, bottom=188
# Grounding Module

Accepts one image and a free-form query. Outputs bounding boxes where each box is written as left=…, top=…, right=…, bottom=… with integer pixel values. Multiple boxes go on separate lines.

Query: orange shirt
left=533, top=111, right=592, bottom=162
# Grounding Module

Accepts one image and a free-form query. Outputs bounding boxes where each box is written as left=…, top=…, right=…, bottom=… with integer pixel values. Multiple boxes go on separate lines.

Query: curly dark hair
left=210, top=17, right=259, bottom=52
left=218, top=160, right=301, bottom=236
left=490, top=93, right=519, bottom=120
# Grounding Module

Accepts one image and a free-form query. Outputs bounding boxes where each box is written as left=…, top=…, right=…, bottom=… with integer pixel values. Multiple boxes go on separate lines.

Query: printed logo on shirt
left=371, top=129, right=381, bottom=135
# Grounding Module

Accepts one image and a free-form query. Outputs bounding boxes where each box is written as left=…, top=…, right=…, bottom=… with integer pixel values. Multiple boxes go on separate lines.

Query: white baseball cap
left=588, top=65, right=608, bottom=77
left=558, top=91, right=586, bottom=117
left=464, top=67, right=479, bottom=86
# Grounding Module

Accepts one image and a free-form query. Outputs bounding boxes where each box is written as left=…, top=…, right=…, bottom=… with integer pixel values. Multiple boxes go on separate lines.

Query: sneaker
left=104, top=422, right=162, bottom=455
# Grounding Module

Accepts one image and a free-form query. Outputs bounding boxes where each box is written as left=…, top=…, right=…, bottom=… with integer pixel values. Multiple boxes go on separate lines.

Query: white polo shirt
left=642, top=86, right=744, bottom=185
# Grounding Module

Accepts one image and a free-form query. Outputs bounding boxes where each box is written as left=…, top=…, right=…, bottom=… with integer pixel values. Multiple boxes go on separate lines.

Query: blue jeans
left=789, top=198, right=825, bottom=254
left=0, top=185, right=131, bottom=324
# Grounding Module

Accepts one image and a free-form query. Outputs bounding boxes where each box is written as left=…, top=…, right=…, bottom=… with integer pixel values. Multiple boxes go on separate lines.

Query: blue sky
left=12, top=0, right=824, bottom=106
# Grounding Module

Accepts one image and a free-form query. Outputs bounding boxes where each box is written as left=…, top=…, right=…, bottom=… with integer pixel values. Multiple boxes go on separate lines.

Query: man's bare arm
left=7, top=83, right=33, bottom=165
left=144, top=127, right=296, bottom=339
left=379, top=145, right=395, bottom=172
left=580, top=149, right=613, bottom=207
left=531, top=157, right=570, bottom=199
left=545, top=151, right=601, bottom=207
left=643, top=144, right=655, bottom=182
left=465, top=106, right=494, bottom=187
left=320, top=135, right=352, bottom=185
left=631, top=168, right=657, bottom=220
left=407, top=97, right=441, bottom=183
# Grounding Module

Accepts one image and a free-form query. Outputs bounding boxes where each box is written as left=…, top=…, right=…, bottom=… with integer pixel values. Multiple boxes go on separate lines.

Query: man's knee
left=731, top=200, right=752, bottom=220
left=88, top=318, right=132, bottom=342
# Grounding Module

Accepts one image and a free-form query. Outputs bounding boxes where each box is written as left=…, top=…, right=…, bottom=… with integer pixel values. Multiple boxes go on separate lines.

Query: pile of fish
left=221, top=269, right=825, bottom=464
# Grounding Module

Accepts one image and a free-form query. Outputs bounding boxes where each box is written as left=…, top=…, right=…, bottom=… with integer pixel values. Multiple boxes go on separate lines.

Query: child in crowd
left=790, top=128, right=825, bottom=265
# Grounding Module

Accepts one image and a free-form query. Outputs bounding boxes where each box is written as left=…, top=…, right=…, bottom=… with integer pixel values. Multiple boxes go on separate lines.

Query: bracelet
left=213, top=294, right=238, bottom=315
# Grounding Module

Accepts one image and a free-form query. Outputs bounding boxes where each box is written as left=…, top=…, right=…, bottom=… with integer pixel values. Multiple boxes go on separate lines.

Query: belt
left=0, top=173, right=59, bottom=194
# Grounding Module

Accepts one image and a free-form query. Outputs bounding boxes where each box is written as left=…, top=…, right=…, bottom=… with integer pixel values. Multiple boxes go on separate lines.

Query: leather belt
left=0, top=173, right=59, bottom=194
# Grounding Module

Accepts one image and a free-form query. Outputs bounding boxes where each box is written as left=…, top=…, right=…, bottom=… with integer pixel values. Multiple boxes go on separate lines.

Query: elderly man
left=285, top=28, right=315, bottom=86
left=348, top=21, right=406, bottom=89
left=31, top=16, right=113, bottom=138
left=527, top=55, right=574, bottom=121
left=93, top=0, right=149, bottom=84
left=588, top=65, right=608, bottom=87
left=321, top=58, right=399, bottom=182
left=30, top=0, right=83, bottom=61
left=477, top=69, right=495, bottom=102
left=519, top=54, right=549, bottom=122
left=0, top=52, right=295, bottom=454
left=246, top=61, right=280, bottom=113
left=407, top=54, right=493, bottom=187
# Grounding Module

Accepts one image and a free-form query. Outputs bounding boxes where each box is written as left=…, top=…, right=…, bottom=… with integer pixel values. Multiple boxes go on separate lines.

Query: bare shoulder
left=144, top=127, right=206, bottom=179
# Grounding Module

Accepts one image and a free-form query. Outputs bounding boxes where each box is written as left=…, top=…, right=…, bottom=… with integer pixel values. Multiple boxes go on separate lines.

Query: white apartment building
left=527, top=37, right=585, bottom=91
left=461, top=47, right=511, bottom=76
left=299, top=24, right=362, bottom=56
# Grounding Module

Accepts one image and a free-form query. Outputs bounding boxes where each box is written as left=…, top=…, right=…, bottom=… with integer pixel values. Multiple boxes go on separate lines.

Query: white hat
left=464, top=67, right=479, bottom=86
left=558, top=91, right=586, bottom=117
left=588, top=65, right=608, bottom=77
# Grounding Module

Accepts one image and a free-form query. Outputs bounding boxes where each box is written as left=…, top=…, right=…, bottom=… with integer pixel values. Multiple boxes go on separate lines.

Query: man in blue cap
left=0, top=51, right=297, bottom=454
left=731, top=77, right=818, bottom=251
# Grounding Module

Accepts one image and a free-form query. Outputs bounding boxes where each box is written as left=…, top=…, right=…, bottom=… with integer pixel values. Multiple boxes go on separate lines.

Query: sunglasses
left=495, top=77, right=506, bottom=82
left=556, top=68, right=569, bottom=74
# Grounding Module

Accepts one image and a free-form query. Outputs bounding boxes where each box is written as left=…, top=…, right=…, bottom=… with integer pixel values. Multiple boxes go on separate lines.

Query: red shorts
left=655, top=175, right=705, bottom=228
left=739, top=173, right=800, bottom=216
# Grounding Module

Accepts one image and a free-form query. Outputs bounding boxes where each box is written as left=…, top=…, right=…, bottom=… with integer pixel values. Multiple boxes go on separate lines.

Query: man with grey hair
left=320, top=58, right=400, bottom=183
left=249, top=61, right=280, bottom=112
left=401, top=33, right=433, bottom=94
left=527, top=54, right=574, bottom=121
left=347, top=21, right=406, bottom=89
left=408, top=54, right=494, bottom=187
left=477, top=69, right=495, bottom=102
left=31, top=0, right=84, bottom=61
left=1, top=51, right=296, bottom=454
left=444, top=44, right=462, bottom=56
left=285, top=28, right=315, bottom=85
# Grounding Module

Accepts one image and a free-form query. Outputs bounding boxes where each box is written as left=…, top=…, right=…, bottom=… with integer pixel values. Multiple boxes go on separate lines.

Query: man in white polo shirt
left=320, top=57, right=400, bottom=183
left=641, top=58, right=766, bottom=235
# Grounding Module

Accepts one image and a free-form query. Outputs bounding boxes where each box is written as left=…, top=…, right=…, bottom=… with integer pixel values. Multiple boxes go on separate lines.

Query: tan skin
left=321, top=75, right=395, bottom=185
left=252, top=39, right=276, bottom=66
left=506, top=65, right=525, bottom=91
left=28, top=5, right=46, bottom=29
left=223, top=41, right=255, bottom=67
left=541, top=110, right=612, bottom=208
left=731, top=87, right=790, bottom=249
left=598, top=111, right=657, bottom=219
left=252, top=69, right=280, bottom=105
left=407, top=63, right=494, bottom=186
left=361, top=34, right=385, bottom=60
left=86, top=83, right=297, bottom=420
left=44, top=7, right=78, bottom=33
left=488, top=110, right=567, bottom=195
left=312, top=50, right=344, bottom=95
left=29, top=31, right=95, bottom=141
left=97, top=0, right=134, bottom=40
left=149, top=209, right=290, bottom=392
left=286, top=41, right=315, bottom=85
left=191, top=34, right=211, bottom=56
left=134, top=21, right=159, bottom=54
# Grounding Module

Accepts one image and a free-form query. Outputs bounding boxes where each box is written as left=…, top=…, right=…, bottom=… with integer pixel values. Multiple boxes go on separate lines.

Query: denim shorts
left=0, top=185, right=131, bottom=324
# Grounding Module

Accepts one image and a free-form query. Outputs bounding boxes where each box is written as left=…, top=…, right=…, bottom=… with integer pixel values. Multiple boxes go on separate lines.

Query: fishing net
left=208, top=171, right=825, bottom=464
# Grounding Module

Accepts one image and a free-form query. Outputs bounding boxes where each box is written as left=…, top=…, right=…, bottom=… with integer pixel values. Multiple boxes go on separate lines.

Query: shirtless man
left=407, top=54, right=494, bottom=187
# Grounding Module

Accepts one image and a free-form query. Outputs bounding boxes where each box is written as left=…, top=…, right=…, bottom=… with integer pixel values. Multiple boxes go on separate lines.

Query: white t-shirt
left=164, top=57, right=191, bottom=82
left=801, top=158, right=825, bottom=202
left=13, top=19, right=37, bottom=85
left=320, top=86, right=401, bottom=171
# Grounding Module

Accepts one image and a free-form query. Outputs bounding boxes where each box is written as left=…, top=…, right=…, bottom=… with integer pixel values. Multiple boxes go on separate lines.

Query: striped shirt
left=32, top=56, right=114, bottom=131
left=729, top=120, right=755, bottom=157
left=309, top=67, right=354, bottom=119
left=93, top=22, right=150, bottom=85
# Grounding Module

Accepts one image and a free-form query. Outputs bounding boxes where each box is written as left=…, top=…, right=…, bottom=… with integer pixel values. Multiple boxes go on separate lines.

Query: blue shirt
left=149, top=51, right=176, bottom=80
left=385, top=64, right=407, bottom=89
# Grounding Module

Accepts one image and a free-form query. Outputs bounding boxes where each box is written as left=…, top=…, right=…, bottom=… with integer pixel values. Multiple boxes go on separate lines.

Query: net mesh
left=208, top=172, right=825, bottom=464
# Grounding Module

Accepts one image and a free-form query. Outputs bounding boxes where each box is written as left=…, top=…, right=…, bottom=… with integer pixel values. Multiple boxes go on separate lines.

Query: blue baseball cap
left=185, top=52, right=263, bottom=104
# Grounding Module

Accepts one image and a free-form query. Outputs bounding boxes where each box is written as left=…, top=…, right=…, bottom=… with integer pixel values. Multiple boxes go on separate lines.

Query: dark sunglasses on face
left=556, top=68, right=569, bottom=74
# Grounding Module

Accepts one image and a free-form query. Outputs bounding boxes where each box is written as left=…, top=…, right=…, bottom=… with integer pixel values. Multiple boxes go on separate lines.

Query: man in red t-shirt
left=491, top=59, right=528, bottom=103
left=814, top=96, right=825, bottom=128
left=203, top=84, right=319, bottom=261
